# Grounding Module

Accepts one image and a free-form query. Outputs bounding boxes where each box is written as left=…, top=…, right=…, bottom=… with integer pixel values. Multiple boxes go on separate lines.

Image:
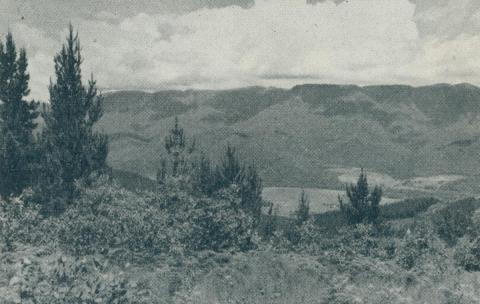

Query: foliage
left=0, top=193, right=42, bottom=251
left=454, top=208, right=480, bottom=271
left=455, top=236, right=480, bottom=271
left=295, top=189, right=310, bottom=226
left=338, top=169, right=382, bottom=224
left=427, top=198, right=480, bottom=245
left=38, top=25, right=108, bottom=211
left=157, top=118, right=264, bottom=232
left=158, top=116, right=195, bottom=180
left=192, top=152, right=215, bottom=195
left=284, top=219, right=323, bottom=249
left=215, top=144, right=244, bottom=188
left=54, top=177, right=173, bottom=256
left=0, top=33, right=39, bottom=198
left=178, top=188, right=257, bottom=251
left=261, top=202, right=279, bottom=240
left=3, top=172, right=259, bottom=255
left=239, top=164, right=263, bottom=225
left=395, top=228, right=435, bottom=270
left=5, top=254, right=138, bottom=304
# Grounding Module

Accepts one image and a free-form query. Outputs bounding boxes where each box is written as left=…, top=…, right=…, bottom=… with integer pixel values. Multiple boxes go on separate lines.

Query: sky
left=1, top=0, right=480, bottom=100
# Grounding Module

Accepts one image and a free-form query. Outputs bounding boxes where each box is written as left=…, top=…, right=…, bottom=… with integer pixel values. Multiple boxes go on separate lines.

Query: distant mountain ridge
left=98, top=83, right=480, bottom=189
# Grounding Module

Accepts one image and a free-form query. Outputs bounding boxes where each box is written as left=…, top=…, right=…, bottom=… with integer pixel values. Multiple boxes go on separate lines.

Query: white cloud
left=8, top=0, right=480, bottom=100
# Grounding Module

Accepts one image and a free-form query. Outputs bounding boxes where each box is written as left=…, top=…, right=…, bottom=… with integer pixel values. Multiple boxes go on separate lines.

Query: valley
left=99, top=84, right=480, bottom=205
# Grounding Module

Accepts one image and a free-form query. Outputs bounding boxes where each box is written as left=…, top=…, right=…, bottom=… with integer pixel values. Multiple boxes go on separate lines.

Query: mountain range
left=98, top=83, right=480, bottom=190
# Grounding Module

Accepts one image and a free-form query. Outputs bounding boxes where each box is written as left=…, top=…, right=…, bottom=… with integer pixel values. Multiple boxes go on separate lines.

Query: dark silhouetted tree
left=263, top=202, right=279, bottom=239
left=157, top=117, right=195, bottom=179
left=215, top=144, right=244, bottom=189
left=296, top=189, right=310, bottom=226
left=194, top=152, right=215, bottom=195
left=156, top=158, right=167, bottom=185
left=0, top=32, right=39, bottom=198
left=338, top=169, right=382, bottom=224
left=38, top=25, right=108, bottom=210
left=240, top=163, right=263, bottom=224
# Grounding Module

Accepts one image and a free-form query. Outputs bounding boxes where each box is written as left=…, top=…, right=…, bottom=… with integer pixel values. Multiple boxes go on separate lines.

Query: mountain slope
left=98, top=83, right=480, bottom=189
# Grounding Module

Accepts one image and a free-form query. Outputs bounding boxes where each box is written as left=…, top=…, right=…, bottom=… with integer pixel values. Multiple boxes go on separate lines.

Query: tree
left=38, top=25, right=108, bottom=208
left=338, top=169, right=382, bottom=224
left=240, top=163, right=263, bottom=223
left=193, top=152, right=215, bottom=195
left=263, top=202, right=279, bottom=239
left=156, top=158, right=167, bottom=185
left=0, top=32, right=39, bottom=198
left=296, top=189, right=310, bottom=226
left=215, top=144, right=244, bottom=189
left=161, top=116, right=195, bottom=178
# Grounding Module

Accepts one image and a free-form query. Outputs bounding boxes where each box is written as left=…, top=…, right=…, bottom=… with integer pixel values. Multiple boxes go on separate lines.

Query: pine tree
left=156, top=158, right=167, bottom=185
left=0, top=32, right=39, bottom=198
left=194, top=152, right=215, bottom=195
left=240, top=163, right=263, bottom=223
left=162, top=116, right=194, bottom=177
left=38, top=25, right=107, bottom=207
left=216, top=144, right=244, bottom=188
left=264, top=202, right=279, bottom=239
left=369, top=185, right=382, bottom=222
left=338, top=169, right=382, bottom=224
left=296, top=189, right=310, bottom=226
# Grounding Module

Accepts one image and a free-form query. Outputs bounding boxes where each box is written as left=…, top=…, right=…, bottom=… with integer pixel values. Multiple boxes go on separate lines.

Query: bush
left=394, top=221, right=446, bottom=270
left=55, top=177, right=173, bottom=256
left=181, top=191, right=255, bottom=251
left=454, top=208, right=480, bottom=271
left=0, top=192, right=43, bottom=251
left=455, top=236, right=480, bottom=271
left=428, top=198, right=480, bottom=245
left=162, top=183, right=258, bottom=252
left=5, top=254, right=137, bottom=304
left=282, top=218, right=323, bottom=251
left=3, top=171, right=262, bottom=259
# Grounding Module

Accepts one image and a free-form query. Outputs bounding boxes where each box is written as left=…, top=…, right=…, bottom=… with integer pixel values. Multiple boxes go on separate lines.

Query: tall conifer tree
left=39, top=25, right=107, bottom=207
left=0, top=32, right=39, bottom=198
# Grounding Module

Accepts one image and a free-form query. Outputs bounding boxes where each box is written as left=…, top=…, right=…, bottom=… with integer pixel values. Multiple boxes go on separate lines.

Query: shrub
left=7, top=254, right=136, bottom=304
left=166, top=185, right=257, bottom=252
left=0, top=192, right=43, bottom=250
left=455, top=236, right=480, bottom=271
left=394, top=223, right=444, bottom=270
left=428, top=198, right=480, bottom=245
left=454, top=208, right=480, bottom=271
left=283, top=218, right=323, bottom=250
left=56, top=177, right=173, bottom=256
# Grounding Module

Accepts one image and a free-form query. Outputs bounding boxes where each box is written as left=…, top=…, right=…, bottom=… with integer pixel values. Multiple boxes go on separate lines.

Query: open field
left=262, top=187, right=399, bottom=217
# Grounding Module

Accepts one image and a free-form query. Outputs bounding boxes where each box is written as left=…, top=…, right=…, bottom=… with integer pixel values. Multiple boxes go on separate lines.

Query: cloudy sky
left=1, top=0, right=480, bottom=100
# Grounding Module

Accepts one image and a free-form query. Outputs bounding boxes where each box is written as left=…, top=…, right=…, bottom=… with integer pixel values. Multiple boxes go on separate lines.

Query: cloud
left=412, top=0, right=480, bottom=38
left=7, top=0, right=480, bottom=100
